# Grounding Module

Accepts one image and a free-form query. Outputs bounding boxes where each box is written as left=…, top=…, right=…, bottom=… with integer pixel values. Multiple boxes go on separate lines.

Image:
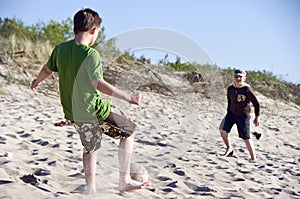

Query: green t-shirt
left=47, top=40, right=110, bottom=122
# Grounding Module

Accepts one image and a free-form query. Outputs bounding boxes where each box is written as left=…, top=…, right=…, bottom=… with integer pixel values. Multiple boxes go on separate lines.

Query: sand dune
left=0, top=68, right=299, bottom=198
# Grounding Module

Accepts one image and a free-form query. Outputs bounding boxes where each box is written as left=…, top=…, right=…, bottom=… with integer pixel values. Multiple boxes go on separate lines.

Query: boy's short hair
left=234, top=69, right=246, bottom=77
left=73, top=8, right=102, bottom=34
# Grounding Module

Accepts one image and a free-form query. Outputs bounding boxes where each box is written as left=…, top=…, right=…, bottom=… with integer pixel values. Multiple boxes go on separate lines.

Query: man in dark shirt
left=219, top=69, right=260, bottom=161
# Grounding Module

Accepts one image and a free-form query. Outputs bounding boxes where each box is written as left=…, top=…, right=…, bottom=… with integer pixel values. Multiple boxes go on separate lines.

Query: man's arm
left=31, top=65, right=53, bottom=91
left=92, top=78, right=141, bottom=105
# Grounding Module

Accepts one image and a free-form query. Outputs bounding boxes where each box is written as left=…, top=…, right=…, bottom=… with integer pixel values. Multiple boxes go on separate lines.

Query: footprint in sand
left=0, top=136, right=6, bottom=144
left=162, top=187, right=173, bottom=193
left=157, top=176, right=171, bottom=182
left=184, top=181, right=215, bottom=195
left=34, top=168, right=51, bottom=176
left=47, top=161, right=56, bottom=166
left=0, top=180, right=14, bottom=185
left=166, top=181, right=178, bottom=188
left=36, top=157, right=48, bottom=162
left=31, top=139, right=49, bottom=146
left=67, top=172, right=84, bottom=178
left=173, top=169, right=185, bottom=176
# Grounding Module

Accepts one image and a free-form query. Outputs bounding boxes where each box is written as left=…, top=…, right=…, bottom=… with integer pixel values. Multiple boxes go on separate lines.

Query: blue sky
left=1, top=0, right=300, bottom=83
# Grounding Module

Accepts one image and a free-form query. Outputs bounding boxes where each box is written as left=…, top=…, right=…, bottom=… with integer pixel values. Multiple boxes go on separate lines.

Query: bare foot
left=223, top=148, right=234, bottom=157
left=118, top=179, right=149, bottom=192
left=83, top=188, right=96, bottom=195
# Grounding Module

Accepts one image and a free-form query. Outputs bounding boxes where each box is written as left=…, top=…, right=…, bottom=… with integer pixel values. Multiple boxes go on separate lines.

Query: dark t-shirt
left=227, top=84, right=260, bottom=117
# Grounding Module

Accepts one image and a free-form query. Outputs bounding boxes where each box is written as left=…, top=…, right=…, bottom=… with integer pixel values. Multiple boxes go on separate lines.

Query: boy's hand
left=30, top=65, right=53, bottom=92
left=254, top=116, right=260, bottom=126
left=31, top=79, right=39, bottom=92
left=129, top=93, right=141, bottom=105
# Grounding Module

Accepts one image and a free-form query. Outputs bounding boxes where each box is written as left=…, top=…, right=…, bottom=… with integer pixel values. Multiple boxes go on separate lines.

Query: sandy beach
left=0, top=62, right=299, bottom=198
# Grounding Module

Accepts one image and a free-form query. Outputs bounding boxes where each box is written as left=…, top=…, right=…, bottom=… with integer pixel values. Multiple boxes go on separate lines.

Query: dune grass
left=0, top=87, right=7, bottom=95
left=0, top=34, right=52, bottom=62
left=0, top=35, right=299, bottom=105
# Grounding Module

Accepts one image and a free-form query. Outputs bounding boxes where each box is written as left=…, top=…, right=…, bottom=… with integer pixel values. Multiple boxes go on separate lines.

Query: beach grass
left=0, top=34, right=299, bottom=105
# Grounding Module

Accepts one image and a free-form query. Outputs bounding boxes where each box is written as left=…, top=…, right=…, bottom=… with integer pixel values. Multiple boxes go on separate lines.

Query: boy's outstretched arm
left=31, top=65, right=53, bottom=91
left=93, top=78, right=141, bottom=105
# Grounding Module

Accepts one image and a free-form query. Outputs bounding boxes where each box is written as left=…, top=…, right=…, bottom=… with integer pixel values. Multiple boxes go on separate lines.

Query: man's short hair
left=73, top=8, right=102, bottom=34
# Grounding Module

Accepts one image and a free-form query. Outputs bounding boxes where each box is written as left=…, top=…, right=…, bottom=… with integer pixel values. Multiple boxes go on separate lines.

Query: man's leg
left=118, top=136, right=148, bottom=191
left=83, top=151, right=97, bottom=193
left=244, top=139, right=256, bottom=161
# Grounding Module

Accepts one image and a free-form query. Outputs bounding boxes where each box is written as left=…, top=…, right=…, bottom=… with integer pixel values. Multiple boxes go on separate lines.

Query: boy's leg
left=118, top=136, right=148, bottom=191
left=219, top=113, right=234, bottom=156
left=104, top=112, right=148, bottom=191
left=74, top=122, right=102, bottom=194
left=236, top=116, right=256, bottom=160
left=220, top=130, right=233, bottom=156
left=104, top=112, right=136, bottom=136
left=83, top=151, right=97, bottom=193
left=244, top=139, right=256, bottom=160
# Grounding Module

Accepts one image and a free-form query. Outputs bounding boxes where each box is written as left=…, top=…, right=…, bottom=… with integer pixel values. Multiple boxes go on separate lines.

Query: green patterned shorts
left=74, top=112, right=136, bottom=153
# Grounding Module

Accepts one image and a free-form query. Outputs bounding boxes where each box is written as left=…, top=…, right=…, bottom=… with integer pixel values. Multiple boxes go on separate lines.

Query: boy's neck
left=234, top=81, right=244, bottom=88
left=74, top=32, right=92, bottom=46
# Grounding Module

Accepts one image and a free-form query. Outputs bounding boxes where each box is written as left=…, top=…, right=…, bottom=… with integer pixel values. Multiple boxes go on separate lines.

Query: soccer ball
left=130, top=163, right=148, bottom=183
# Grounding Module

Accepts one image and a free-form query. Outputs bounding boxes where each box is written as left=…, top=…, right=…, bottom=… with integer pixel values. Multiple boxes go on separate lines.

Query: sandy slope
left=0, top=69, right=299, bottom=198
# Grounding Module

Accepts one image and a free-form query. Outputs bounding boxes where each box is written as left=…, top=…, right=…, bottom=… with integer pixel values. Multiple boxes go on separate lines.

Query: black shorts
left=219, top=112, right=251, bottom=140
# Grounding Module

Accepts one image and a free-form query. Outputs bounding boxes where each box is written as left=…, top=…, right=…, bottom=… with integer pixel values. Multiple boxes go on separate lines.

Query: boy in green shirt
left=31, top=8, right=148, bottom=193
